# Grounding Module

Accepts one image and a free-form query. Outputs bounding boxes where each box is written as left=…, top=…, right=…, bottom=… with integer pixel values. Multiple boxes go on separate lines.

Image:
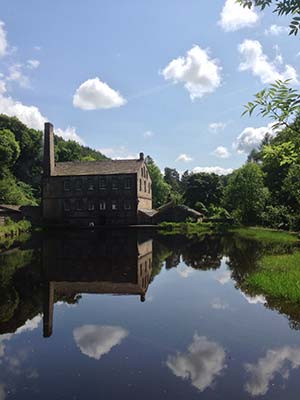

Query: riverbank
left=0, top=220, right=32, bottom=249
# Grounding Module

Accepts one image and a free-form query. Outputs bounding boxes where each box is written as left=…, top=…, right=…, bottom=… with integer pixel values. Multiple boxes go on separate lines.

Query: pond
left=0, top=229, right=300, bottom=399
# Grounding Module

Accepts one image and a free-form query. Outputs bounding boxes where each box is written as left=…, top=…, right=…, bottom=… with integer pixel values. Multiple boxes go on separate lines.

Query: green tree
left=145, top=156, right=171, bottom=208
left=0, top=129, right=20, bottom=174
left=284, top=164, right=300, bottom=206
left=224, top=163, right=269, bottom=224
left=237, top=0, right=300, bottom=35
left=184, top=172, right=224, bottom=209
left=164, top=167, right=181, bottom=193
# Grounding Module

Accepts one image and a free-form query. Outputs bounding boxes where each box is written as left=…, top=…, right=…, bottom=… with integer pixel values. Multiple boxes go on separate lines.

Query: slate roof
left=53, top=159, right=144, bottom=177
left=0, top=204, right=22, bottom=213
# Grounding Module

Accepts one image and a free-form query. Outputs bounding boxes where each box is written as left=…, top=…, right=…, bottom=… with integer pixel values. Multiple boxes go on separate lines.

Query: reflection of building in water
left=42, top=231, right=153, bottom=337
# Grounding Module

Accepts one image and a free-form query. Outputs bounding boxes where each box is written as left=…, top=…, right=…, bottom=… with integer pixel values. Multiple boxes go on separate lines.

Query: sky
left=0, top=0, right=299, bottom=174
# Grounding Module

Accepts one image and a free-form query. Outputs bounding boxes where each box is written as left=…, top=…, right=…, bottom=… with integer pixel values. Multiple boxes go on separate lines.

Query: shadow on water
left=0, top=229, right=300, bottom=339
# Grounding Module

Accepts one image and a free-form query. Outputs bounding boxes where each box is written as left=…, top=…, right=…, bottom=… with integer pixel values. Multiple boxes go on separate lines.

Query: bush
left=260, top=205, right=290, bottom=230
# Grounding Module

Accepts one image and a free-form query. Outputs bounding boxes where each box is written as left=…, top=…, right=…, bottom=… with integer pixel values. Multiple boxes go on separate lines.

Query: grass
left=232, top=226, right=300, bottom=243
left=245, top=252, right=300, bottom=302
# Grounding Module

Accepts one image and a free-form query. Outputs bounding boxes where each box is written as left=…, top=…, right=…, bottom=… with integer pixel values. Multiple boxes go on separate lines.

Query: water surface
left=1, top=230, right=300, bottom=399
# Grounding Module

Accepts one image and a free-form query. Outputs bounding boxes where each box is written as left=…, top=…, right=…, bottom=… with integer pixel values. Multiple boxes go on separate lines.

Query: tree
left=164, top=167, right=181, bottom=193
left=224, top=163, right=269, bottom=224
left=184, top=173, right=224, bottom=209
left=237, top=0, right=300, bottom=35
left=145, top=156, right=171, bottom=208
left=284, top=164, right=300, bottom=206
left=0, top=129, right=20, bottom=175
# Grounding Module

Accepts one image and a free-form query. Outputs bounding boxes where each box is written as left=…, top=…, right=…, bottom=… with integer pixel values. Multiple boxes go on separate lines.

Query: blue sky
left=0, top=0, right=299, bottom=174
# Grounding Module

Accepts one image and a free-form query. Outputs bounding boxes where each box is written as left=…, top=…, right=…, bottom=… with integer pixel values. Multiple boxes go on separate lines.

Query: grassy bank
left=158, top=222, right=214, bottom=237
left=231, top=227, right=299, bottom=243
left=245, top=252, right=300, bottom=302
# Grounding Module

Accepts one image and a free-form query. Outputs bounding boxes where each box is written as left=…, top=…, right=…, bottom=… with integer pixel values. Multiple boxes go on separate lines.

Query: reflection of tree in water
left=224, top=235, right=300, bottom=330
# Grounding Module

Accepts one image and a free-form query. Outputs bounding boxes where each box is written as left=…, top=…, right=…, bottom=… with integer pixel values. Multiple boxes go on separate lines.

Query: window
left=63, top=199, right=71, bottom=211
left=75, top=199, right=83, bottom=210
left=64, top=180, right=71, bottom=191
left=99, top=178, right=107, bottom=190
left=148, top=182, right=151, bottom=194
left=88, top=200, right=95, bottom=211
left=139, top=179, right=142, bottom=192
left=146, top=169, right=148, bottom=179
left=144, top=180, right=147, bottom=192
left=142, top=167, right=144, bottom=178
left=112, top=178, right=118, bottom=190
left=75, top=179, right=82, bottom=191
left=99, top=200, right=106, bottom=210
left=124, top=177, right=132, bottom=190
left=112, top=201, right=118, bottom=210
left=124, top=201, right=132, bottom=210
left=87, top=178, right=95, bottom=191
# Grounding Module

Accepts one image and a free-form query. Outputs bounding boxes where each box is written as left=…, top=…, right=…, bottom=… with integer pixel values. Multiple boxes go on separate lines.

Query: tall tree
left=145, top=156, right=171, bottom=208
left=184, top=173, right=224, bottom=209
left=164, top=167, right=181, bottom=193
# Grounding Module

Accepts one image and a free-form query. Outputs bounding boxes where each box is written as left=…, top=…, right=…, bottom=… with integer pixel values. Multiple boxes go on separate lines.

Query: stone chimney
left=139, top=152, right=144, bottom=161
left=44, top=122, right=55, bottom=177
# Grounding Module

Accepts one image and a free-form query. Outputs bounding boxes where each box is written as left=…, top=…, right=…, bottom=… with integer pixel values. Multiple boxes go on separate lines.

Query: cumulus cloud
left=216, top=270, right=232, bottom=285
left=143, top=130, right=154, bottom=138
left=0, top=21, right=8, bottom=58
left=245, top=346, right=300, bottom=396
left=73, top=325, right=128, bottom=360
left=73, top=77, right=127, bottom=110
left=265, top=24, right=289, bottom=36
left=211, top=298, right=229, bottom=310
left=56, top=126, right=85, bottom=145
left=27, top=59, right=40, bottom=70
left=234, top=123, right=277, bottom=154
left=177, top=265, right=194, bottom=279
left=98, top=146, right=138, bottom=159
left=176, top=153, right=193, bottom=162
left=193, top=166, right=233, bottom=176
left=209, top=122, right=227, bottom=133
left=241, top=293, right=266, bottom=305
left=213, top=146, right=230, bottom=159
left=166, top=334, right=226, bottom=392
left=219, top=0, right=259, bottom=32
left=162, top=45, right=222, bottom=100
left=238, top=40, right=298, bottom=84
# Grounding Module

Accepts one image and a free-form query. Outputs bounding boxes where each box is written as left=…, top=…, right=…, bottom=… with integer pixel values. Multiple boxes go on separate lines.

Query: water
left=1, top=230, right=300, bottom=399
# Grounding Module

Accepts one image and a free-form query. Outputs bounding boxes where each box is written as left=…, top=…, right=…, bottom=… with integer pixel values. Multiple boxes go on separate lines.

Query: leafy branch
left=237, top=0, right=300, bottom=35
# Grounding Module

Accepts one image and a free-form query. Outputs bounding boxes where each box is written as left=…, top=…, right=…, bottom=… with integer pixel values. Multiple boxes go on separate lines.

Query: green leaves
left=237, top=0, right=300, bottom=35
left=243, top=80, right=300, bottom=131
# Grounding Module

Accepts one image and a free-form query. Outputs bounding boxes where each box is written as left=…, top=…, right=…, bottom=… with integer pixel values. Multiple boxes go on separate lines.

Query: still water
left=0, top=230, right=300, bottom=399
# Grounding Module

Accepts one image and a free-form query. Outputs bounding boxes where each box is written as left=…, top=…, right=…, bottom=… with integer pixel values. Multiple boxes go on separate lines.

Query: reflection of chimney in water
left=43, top=282, right=54, bottom=338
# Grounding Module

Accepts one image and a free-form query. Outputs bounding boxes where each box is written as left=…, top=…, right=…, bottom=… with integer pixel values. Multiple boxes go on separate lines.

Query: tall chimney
left=139, top=152, right=144, bottom=161
left=44, top=122, right=55, bottom=177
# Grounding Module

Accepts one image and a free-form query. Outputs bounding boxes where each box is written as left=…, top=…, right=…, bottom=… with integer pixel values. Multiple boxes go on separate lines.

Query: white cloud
left=0, top=80, right=6, bottom=95
left=0, top=93, right=46, bottom=130
left=56, top=126, right=85, bottom=145
left=238, top=40, right=298, bottom=84
left=6, top=64, right=30, bottom=88
left=213, top=146, right=230, bottom=159
left=216, top=270, right=232, bottom=285
left=27, top=59, right=40, bottom=70
left=209, top=122, right=227, bottom=133
left=241, top=293, right=266, bottom=305
left=265, top=24, right=289, bottom=36
left=211, top=298, right=229, bottom=310
left=177, top=264, right=194, bottom=279
left=234, top=122, right=277, bottom=154
left=73, top=325, right=128, bottom=360
left=0, top=21, right=8, bottom=58
left=166, top=334, right=226, bottom=392
left=143, top=130, right=154, bottom=138
left=73, top=77, right=127, bottom=110
left=219, top=0, right=259, bottom=32
left=245, top=346, right=300, bottom=396
left=33, top=46, right=41, bottom=51
left=176, top=153, right=193, bottom=162
left=193, top=166, right=233, bottom=176
left=98, top=146, right=138, bottom=159
left=162, top=45, right=222, bottom=100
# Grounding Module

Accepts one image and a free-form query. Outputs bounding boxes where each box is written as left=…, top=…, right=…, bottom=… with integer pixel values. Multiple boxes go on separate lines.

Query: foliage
left=0, top=173, right=38, bottom=205
left=184, top=172, right=224, bottom=209
left=158, top=221, right=214, bottom=237
left=164, top=167, right=181, bottom=193
left=224, top=163, right=269, bottom=224
left=55, top=136, right=107, bottom=162
left=237, top=0, right=300, bottom=35
left=0, top=219, right=32, bottom=238
left=245, top=252, right=300, bottom=302
left=146, top=156, right=171, bottom=208
left=0, top=129, right=20, bottom=175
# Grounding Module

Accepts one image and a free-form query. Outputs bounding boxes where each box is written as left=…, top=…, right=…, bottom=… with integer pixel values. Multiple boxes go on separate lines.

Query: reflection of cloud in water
left=211, top=298, right=229, bottom=310
left=245, top=346, right=300, bottom=396
left=242, top=293, right=266, bottom=305
left=177, top=265, right=194, bottom=279
left=73, top=325, right=128, bottom=360
left=216, top=271, right=231, bottom=285
left=166, top=334, right=226, bottom=392
left=0, top=315, right=42, bottom=358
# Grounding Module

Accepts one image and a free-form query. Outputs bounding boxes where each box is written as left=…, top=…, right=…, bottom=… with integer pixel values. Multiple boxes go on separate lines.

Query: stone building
left=42, top=123, right=153, bottom=226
